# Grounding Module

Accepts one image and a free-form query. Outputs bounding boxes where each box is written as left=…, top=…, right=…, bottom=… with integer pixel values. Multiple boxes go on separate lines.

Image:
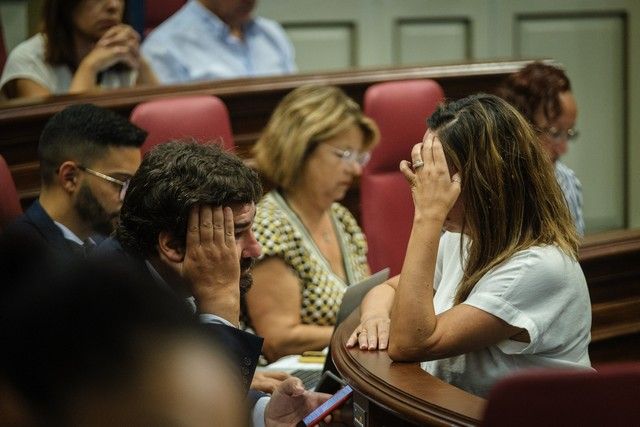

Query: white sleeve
left=462, top=247, right=585, bottom=355
left=0, top=38, right=54, bottom=93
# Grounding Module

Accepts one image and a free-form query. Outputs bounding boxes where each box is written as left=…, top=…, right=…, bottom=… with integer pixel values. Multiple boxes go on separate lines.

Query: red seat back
left=0, top=155, right=22, bottom=231
left=481, top=363, right=640, bottom=426
left=144, top=0, right=186, bottom=36
left=361, top=80, right=444, bottom=275
left=130, top=95, right=235, bottom=154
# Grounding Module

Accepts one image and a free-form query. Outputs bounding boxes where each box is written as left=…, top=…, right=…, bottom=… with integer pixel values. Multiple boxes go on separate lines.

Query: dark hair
left=116, top=141, right=263, bottom=258
left=42, top=0, right=129, bottom=67
left=38, top=103, right=146, bottom=185
left=0, top=261, right=203, bottom=424
left=428, top=94, right=578, bottom=304
left=497, top=61, right=572, bottom=127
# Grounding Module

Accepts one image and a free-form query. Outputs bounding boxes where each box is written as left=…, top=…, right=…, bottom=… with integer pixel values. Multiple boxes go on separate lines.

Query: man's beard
left=75, top=184, right=117, bottom=236
left=239, top=257, right=256, bottom=296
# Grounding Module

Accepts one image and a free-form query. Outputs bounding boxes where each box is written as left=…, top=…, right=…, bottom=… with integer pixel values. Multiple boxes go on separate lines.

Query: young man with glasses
left=2, top=103, right=146, bottom=262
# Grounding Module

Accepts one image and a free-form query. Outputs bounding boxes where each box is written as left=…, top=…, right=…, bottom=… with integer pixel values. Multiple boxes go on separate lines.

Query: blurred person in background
left=498, top=61, right=584, bottom=235
left=0, top=261, right=249, bottom=427
left=1, top=0, right=157, bottom=99
left=142, top=0, right=296, bottom=83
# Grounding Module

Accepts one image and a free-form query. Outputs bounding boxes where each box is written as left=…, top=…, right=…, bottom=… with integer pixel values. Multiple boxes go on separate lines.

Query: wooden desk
left=0, top=60, right=534, bottom=204
left=331, top=310, right=486, bottom=427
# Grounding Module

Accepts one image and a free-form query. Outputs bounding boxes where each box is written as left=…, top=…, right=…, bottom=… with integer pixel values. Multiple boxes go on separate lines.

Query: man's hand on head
left=182, top=205, right=241, bottom=325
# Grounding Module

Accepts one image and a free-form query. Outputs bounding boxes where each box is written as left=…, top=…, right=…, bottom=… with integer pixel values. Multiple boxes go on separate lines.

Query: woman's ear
left=157, top=231, right=185, bottom=263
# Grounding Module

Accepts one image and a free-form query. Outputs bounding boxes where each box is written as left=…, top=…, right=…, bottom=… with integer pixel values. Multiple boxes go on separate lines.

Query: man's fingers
left=186, top=205, right=200, bottom=245
left=263, top=371, right=290, bottom=381
left=200, top=205, right=215, bottom=245
left=278, top=377, right=306, bottom=396
left=223, top=206, right=235, bottom=247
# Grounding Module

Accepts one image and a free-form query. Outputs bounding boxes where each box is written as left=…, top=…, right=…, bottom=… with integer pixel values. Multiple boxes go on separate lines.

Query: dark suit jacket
left=2, top=200, right=82, bottom=264
left=93, top=237, right=265, bottom=402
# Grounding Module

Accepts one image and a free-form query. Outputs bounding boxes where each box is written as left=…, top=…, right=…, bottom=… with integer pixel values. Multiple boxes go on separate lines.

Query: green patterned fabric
left=252, top=190, right=369, bottom=326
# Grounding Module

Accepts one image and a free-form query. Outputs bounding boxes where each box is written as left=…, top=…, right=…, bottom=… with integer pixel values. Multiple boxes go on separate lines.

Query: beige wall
left=258, top=0, right=640, bottom=233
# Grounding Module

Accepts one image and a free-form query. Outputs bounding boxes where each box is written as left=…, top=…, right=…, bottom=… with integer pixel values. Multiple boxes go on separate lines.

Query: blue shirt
left=141, top=0, right=296, bottom=84
left=555, top=161, right=585, bottom=236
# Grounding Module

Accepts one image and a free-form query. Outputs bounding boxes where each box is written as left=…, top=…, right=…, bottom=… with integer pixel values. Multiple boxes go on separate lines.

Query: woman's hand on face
left=399, top=132, right=461, bottom=223
left=345, top=314, right=391, bottom=350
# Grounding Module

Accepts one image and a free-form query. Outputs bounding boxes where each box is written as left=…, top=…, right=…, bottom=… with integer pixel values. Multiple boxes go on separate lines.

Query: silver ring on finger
left=412, top=160, right=424, bottom=169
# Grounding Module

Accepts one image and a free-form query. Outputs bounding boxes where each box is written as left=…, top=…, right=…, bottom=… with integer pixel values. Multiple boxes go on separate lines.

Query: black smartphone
left=314, top=370, right=346, bottom=394
left=297, top=384, right=353, bottom=427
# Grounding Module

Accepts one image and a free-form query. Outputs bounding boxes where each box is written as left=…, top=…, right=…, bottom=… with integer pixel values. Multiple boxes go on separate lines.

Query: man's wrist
left=196, top=294, right=240, bottom=326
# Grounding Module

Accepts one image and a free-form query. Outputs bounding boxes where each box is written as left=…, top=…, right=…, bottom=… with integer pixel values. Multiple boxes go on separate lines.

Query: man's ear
left=157, top=231, right=185, bottom=263
left=58, top=161, right=80, bottom=193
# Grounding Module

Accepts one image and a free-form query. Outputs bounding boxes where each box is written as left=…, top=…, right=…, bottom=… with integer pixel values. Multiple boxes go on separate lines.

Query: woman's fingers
left=399, top=160, right=415, bottom=185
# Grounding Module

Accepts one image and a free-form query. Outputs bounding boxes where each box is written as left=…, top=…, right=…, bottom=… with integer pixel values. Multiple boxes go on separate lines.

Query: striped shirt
left=555, top=161, right=585, bottom=236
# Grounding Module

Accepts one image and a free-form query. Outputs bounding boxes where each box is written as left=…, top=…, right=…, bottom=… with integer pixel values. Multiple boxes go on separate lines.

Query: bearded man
left=2, top=104, right=145, bottom=262
left=93, top=141, right=331, bottom=427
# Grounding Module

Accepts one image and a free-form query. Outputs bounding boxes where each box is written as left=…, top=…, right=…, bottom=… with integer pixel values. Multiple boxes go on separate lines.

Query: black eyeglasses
left=77, top=165, right=130, bottom=201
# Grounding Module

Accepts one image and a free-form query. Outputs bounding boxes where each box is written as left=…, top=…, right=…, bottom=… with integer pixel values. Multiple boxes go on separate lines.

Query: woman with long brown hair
left=1, top=0, right=157, bottom=99
left=346, top=94, right=591, bottom=397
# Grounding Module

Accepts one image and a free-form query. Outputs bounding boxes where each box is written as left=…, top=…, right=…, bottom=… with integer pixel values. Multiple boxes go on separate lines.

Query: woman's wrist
left=360, top=311, right=390, bottom=323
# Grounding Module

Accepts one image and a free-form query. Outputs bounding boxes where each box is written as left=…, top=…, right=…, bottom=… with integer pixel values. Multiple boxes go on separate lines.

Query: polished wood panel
left=332, top=310, right=486, bottom=426
left=0, top=60, right=535, bottom=204
left=581, top=229, right=640, bottom=364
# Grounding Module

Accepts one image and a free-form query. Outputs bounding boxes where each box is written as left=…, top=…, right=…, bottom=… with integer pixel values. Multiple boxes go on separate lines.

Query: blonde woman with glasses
left=245, top=85, right=379, bottom=362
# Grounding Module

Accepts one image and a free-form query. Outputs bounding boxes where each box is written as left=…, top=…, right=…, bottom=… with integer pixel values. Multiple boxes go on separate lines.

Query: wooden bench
left=0, top=59, right=535, bottom=205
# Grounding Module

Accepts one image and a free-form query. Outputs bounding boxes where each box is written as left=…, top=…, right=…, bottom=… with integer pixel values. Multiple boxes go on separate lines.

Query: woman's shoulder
left=481, top=244, right=585, bottom=299
left=254, top=192, right=296, bottom=236
left=5, top=34, right=46, bottom=63
left=256, top=191, right=288, bottom=220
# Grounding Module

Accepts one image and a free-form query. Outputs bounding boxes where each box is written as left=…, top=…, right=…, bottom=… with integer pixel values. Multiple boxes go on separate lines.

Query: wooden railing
left=0, top=59, right=535, bottom=205
left=332, top=310, right=486, bottom=427
left=330, top=229, right=640, bottom=426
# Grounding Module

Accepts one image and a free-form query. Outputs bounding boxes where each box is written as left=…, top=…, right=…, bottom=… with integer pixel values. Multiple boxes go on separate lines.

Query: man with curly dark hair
left=95, top=141, right=332, bottom=427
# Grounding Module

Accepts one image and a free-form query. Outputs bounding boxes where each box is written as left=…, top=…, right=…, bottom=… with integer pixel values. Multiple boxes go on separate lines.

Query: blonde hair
left=253, top=85, right=379, bottom=190
left=428, top=94, right=579, bottom=305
